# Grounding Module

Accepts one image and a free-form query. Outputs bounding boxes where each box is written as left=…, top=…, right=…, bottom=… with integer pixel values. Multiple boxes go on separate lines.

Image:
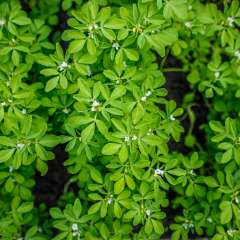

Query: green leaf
left=96, top=120, right=108, bottom=135
left=67, top=116, right=93, bottom=128
left=39, top=135, right=60, bottom=147
left=104, top=17, right=126, bottom=29
left=114, top=202, right=122, bottom=218
left=17, top=202, right=33, bottom=213
left=209, top=121, right=224, bottom=133
left=102, top=143, right=121, bottom=155
left=145, top=219, right=153, bottom=235
left=62, top=0, right=72, bottom=10
left=132, top=103, right=144, bottom=124
left=87, top=38, right=96, bottom=55
left=12, top=16, right=31, bottom=25
left=88, top=202, right=102, bottom=215
left=163, top=0, right=187, bottom=19
left=81, top=123, right=95, bottom=143
left=111, top=85, right=126, bottom=99
left=0, top=149, right=15, bottom=163
left=204, top=176, right=219, bottom=188
left=36, top=159, right=48, bottom=176
left=99, top=223, right=110, bottom=239
left=90, top=167, right=103, bottom=184
left=50, top=208, right=63, bottom=219
left=77, top=79, right=92, bottom=98
left=125, top=175, right=135, bottom=190
left=68, top=39, right=85, bottom=53
left=152, top=219, right=164, bottom=235
left=0, top=137, right=16, bottom=147
left=41, top=68, right=58, bottom=76
left=124, top=49, right=139, bottom=61
left=59, top=75, right=68, bottom=89
left=220, top=201, right=232, bottom=224
left=35, top=144, right=51, bottom=160
left=119, top=144, right=128, bottom=163
left=45, top=76, right=59, bottom=92
left=114, top=177, right=125, bottom=194
left=103, top=70, right=118, bottom=80
left=12, top=50, right=20, bottom=66
left=221, top=149, right=232, bottom=163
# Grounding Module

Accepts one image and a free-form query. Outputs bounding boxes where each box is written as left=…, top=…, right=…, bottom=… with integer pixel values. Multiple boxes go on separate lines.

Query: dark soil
left=33, top=145, right=69, bottom=208
left=163, top=55, right=209, bottom=153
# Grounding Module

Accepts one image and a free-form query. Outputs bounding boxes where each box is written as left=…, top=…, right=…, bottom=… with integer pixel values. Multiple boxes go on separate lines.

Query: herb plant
left=0, top=0, right=240, bottom=239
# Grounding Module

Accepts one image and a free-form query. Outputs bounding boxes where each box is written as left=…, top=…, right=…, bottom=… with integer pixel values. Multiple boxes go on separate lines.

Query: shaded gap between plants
left=160, top=54, right=209, bottom=239
left=33, top=145, right=70, bottom=208
left=162, top=55, right=209, bottom=153
left=21, top=1, right=73, bottom=209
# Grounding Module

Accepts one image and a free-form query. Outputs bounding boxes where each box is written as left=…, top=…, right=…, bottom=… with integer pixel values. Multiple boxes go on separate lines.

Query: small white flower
left=0, top=19, right=5, bottom=26
left=132, top=135, right=138, bottom=141
left=91, top=100, right=100, bottom=112
left=62, top=108, right=69, bottom=114
left=116, top=80, right=120, bottom=84
left=145, top=209, right=151, bottom=216
left=9, top=166, right=13, bottom=173
left=189, top=169, right=196, bottom=176
left=227, top=229, right=236, bottom=237
left=141, top=96, right=147, bottom=102
left=207, top=217, right=213, bottom=223
left=169, top=115, right=175, bottom=121
left=58, top=61, right=68, bottom=71
left=184, top=21, right=192, bottom=28
left=87, top=68, right=92, bottom=76
left=38, top=227, right=43, bottom=233
left=21, top=108, right=27, bottom=114
left=145, top=90, right=152, bottom=97
left=234, top=50, right=240, bottom=59
left=88, top=23, right=99, bottom=31
left=72, top=223, right=78, bottom=231
left=88, top=25, right=93, bottom=31
left=72, top=231, right=80, bottom=237
left=124, top=136, right=130, bottom=142
left=112, top=42, right=120, bottom=50
left=189, top=223, right=194, bottom=228
left=107, top=195, right=113, bottom=204
left=1, top=102, right=6, bottom=106
left=92, top=100, right=100, bottom=107
left=227, top=16, right=235, bottom=27
left=154, top=169, right=164, bottom=176
left=182, top=223, right=188, bottom=230
left=147, top=128, right=154, bottom=136
left=214, top=71, right=220, bottom=78
left=17, top=143, right=25, bottom=149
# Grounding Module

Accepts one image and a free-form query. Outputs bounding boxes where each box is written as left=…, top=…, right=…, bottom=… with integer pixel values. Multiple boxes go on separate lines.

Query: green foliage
left=0, top=0, right=240, bottom=239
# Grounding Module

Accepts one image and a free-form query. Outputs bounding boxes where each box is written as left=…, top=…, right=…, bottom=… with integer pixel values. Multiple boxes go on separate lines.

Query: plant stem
left=163, top=68, right=187, bottom=73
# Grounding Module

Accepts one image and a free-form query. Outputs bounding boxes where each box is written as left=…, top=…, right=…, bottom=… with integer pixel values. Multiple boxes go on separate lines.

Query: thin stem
left=163, top=68, right=187, bottom=73
left=160, top=47, right=170, bottom=69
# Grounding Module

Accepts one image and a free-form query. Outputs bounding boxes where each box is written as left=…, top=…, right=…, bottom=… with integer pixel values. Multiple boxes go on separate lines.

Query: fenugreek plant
left=0, top=0, right=240, bottom=240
